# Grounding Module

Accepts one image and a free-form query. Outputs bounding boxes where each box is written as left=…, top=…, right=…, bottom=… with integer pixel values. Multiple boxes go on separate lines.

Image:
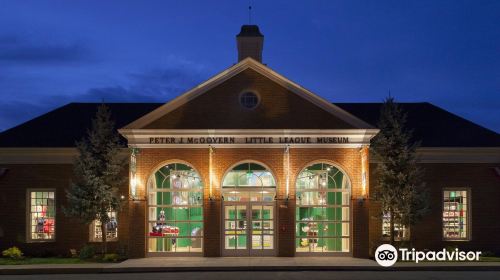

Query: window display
left=91, top=211, right=118, bottom=242
left=382, top=212, right=409, bottom=241
left=28, top=190, right=55, bottom=241
left=147, top=163, right=203, bottom=253
left=295, top=163, right=350, bottom=253
left=443, top=190, right=469, bottom=240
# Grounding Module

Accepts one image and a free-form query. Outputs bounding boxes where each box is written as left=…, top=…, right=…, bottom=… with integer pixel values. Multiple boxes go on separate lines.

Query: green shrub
left=102, top=253, right=119, bottom=262
left=2, top=246, right=23, bottom=260
left=79, top=244, right=95, bottom=260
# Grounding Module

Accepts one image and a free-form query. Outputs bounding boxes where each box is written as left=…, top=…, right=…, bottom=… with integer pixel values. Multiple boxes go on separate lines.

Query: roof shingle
left=0, top=102, right=497, bottom=147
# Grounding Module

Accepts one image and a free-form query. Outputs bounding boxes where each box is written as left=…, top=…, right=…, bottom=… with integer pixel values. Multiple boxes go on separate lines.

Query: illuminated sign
left=148, top=136, right=350, bottom=145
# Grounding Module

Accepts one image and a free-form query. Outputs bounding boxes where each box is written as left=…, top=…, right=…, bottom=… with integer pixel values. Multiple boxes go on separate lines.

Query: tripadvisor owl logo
left=375, top=244, right=398, bottom=267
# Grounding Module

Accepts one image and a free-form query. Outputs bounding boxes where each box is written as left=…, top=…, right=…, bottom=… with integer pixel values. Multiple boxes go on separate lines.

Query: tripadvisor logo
left=375, top=244, right=398, bottom=267
left=375, top=244, right=482, bottom=267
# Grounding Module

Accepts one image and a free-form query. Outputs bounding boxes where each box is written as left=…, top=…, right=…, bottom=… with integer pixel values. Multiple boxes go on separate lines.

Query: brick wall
left=368, top=163, right=500, bottom=255
left=144, top=68, right=355, bottom=130
left=0, top=164, right=130, bottom=256
left=3, top=152, right=497, bottom=258
left=133, top=147, right=367, bottom=257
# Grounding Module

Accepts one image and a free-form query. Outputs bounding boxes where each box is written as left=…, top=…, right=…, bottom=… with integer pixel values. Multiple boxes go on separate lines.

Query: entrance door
left=223, top=201, right=275, bottom=256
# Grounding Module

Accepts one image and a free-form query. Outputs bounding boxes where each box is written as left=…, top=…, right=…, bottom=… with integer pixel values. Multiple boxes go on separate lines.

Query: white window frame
left=26, top=189, right=56, bottom=242
left=381, top=212, right=410, bottom=241
left=442, top=188, right=471, bottom=241
left=89, top=211, right=118, bottom=242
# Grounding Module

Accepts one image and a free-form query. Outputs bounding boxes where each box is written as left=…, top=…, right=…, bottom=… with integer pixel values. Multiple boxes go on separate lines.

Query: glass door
left=250, top=202, right=275, bottom=255
left=223, top=201, right=275, bottom=256
left=223, top=203, right=248, bottom=255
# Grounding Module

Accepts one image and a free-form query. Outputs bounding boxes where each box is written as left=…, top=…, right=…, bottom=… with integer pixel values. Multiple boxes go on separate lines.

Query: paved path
left=1, top=257, right=500, bottom=275
left=114, top=256, right=377, bottom=268
left=2, top=271, right=500, bottom=280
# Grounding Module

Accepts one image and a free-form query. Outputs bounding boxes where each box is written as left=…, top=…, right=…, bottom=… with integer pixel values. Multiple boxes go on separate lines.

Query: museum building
left=0, top=25, right=499, bottom=258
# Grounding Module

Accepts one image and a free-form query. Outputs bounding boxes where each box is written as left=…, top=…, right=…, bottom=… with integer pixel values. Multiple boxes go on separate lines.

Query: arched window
left=221, top=162, right=276, bottom=255
left=222, top=162, right=275, bottom=202
left=296, top=162, right=350, bottom=253
left=147, top=163, right=203, bottom=253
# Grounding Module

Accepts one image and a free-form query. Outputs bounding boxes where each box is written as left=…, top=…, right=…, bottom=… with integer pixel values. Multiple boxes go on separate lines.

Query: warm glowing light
left=284, top=145, right=290, bottom=198
left=360, top=146, right=368, bottom=197
left=209, top=145, right=214, bottom=199
left=129, top=148, right=138, bottom=199
left=130, top=174, right=137, bottom=197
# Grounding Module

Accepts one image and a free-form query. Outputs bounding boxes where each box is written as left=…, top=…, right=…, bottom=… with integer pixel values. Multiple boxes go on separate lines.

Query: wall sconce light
left=360, top=145, right=369, bottom=198
left=284, top=145, right=290, bottom=198
left=129, top=148, right=139, bottom=200
left=357, top=196, right=366, bottom=206
left=208, top=145, right=215, bottom=201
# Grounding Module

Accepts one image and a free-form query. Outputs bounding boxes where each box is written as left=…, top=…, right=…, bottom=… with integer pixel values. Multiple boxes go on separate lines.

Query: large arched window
left=147, top=162, right=203, bottom=253
left=222, top=162, right=276, bottom=202
left=222, top=162, right=276, bottom=255
left=296, top=162, right=350, bottom=253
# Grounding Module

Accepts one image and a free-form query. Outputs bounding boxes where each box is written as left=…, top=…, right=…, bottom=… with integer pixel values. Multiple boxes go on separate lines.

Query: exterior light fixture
left=281, top=144, right=291, bottom=203
left=129, top=148, right=139, bottom=200
left=208, top=145, right=215, bottom=201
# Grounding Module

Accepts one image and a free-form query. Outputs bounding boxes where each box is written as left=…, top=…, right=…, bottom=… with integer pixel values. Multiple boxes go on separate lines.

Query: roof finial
left=248, top=5, right=252, bottom=24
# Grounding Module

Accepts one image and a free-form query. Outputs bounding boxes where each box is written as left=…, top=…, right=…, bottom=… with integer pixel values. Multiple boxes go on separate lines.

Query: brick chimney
left=236, top=25, right=264, bottom=62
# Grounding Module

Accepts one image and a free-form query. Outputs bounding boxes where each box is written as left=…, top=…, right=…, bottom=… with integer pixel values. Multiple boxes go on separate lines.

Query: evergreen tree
left=64, top=104, right=125, bottom=254
left=372, top=97, right=429, bottom=245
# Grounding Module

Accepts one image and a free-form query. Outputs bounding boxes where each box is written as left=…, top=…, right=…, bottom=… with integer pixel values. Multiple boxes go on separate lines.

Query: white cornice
left=122, top=57, right=374, bottom=130
left=0, top=148, right=128, bottom=164
left=415, top=147, right=500, bottom=163
left=118, top=128, right=380, bottom=148
left=370, top=147, right=500, bottom=163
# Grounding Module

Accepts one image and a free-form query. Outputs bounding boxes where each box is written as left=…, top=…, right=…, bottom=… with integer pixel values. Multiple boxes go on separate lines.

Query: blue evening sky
left=0, top=0, right=499, bottom=132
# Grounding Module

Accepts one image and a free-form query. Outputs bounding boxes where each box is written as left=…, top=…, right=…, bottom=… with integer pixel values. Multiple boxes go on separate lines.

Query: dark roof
left=0, top=102, right=498, bottom=147
left=237, top=25, right=264, bottom=37
left=335, top=102, right=500, bottom=147
left=0, top=103, right=162, bottom=148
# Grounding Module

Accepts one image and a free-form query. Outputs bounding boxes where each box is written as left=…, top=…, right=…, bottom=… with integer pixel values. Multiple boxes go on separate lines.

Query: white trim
left=122, top=58, right=373, bottom=130
left=118, top=128, right=380, bottom=148
left=442, top=188, right=471, bottom=241
left=0, top=148, right=129, bottom=164
left=417, top=147, right=500, bottom=163
left=26, top=188, right=56, bottom=243
left=129, top=144, right=365, bottom=149
left=238, top=89, right=261, bottom=110
left=371, top=147, right=500, bottom=163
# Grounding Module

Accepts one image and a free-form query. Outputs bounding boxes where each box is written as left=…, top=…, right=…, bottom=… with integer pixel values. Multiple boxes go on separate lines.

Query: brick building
left=0, top=25, right=499, bottom=258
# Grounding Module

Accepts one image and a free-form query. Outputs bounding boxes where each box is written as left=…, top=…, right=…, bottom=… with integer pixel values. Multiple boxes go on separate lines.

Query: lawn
left=0, top=257, right=88, bottom=265
left=480, top=256, right=500, bottom=262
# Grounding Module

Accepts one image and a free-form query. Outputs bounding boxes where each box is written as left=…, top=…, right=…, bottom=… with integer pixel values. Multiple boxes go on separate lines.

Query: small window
left=443, top=189, right=470, bottom=240
left=239, top=91, right=259, bottom=109
left=90, top=211, right=118, bottom=242
left=382, top=212, right=410, bottom=241
left=27, top=190, right=56, bottom=241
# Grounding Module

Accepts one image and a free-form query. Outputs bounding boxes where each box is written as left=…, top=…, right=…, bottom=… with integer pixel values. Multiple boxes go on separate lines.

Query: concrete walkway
left=1, top=257, right=500, bottom=275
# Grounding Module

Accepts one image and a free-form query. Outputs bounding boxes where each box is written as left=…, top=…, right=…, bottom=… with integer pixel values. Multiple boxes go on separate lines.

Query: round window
left=239, top=91, right=259, bottom=109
